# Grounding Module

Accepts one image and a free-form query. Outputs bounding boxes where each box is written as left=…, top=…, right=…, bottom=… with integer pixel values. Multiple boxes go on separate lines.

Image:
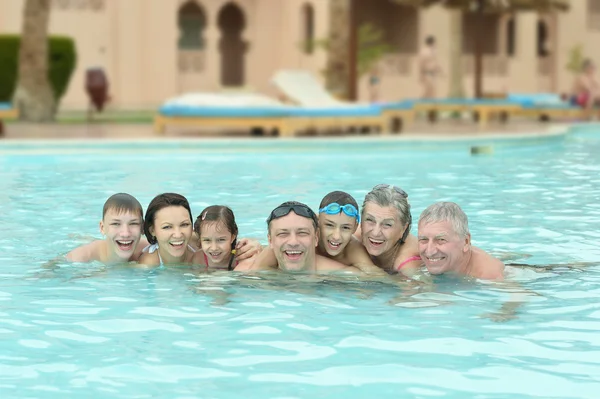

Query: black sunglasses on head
left=266, top=203, right=317, bottom=225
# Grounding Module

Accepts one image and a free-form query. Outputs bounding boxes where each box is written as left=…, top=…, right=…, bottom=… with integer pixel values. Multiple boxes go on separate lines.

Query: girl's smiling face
left=200, top=221, right=236, bottom=267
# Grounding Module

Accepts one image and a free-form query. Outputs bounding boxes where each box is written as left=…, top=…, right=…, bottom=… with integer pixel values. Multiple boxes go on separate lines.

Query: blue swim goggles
left=318, top=203, right=361, bottom=223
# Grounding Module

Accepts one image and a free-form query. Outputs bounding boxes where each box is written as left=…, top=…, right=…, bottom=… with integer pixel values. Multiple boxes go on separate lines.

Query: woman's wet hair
left=194, top=205, right=238, bottom=270
left=418, top=202, right=470, bottom=238
left=143, top=193, right=193, bottom=245
left=319, top=191, right=359, bottom=210
left=103, top=193, right=143, bottom=219
left=362, top=185, right=412, bottom=243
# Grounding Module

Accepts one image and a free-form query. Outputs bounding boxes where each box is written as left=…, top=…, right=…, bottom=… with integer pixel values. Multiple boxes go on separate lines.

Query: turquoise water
left=1, top=127, right=600, bottom=398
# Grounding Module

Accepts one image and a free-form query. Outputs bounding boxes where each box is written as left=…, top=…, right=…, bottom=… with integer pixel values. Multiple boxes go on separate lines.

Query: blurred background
left=1, top=0, right=596, bottom=132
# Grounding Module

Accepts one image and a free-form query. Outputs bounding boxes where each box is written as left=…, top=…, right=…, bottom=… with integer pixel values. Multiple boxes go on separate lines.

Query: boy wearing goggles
left=316, top=191, right=385, bottom=275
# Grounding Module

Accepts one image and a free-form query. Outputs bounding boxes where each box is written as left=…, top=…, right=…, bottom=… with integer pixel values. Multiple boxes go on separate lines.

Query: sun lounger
left=413, top=98, right=521, bottom=129
left=380, top=100, right=416, bottom=133
left=506, top=93, right=592, bottom=121
left=154, top=93, right=292, bottom=136
left=156, top=86, right=387, bottom=137
left=271, top=70, right=388, bottom=134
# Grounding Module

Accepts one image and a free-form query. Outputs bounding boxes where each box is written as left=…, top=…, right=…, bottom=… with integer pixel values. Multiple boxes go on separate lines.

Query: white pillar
left=204, top=0, right=227, bottom=90
left=511, top=11, right=538, bottom=93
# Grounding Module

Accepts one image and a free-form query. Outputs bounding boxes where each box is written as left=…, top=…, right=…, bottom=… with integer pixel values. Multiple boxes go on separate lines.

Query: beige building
left=0, top=0, right=599, bottom=110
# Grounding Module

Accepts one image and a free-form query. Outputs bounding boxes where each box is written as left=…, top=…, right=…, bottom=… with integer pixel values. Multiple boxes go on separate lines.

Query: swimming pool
left=1, top=126, right=600, bottom=398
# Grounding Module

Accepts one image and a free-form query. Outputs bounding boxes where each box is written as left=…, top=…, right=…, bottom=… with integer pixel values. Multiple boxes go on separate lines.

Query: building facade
left=1, top=0, right=599, bottom=110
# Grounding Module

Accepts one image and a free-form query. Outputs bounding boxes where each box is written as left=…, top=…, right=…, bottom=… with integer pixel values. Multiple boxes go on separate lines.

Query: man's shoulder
left=66, top=240, right=104, bottom=263
left=472, top=246, right=504, bottom=279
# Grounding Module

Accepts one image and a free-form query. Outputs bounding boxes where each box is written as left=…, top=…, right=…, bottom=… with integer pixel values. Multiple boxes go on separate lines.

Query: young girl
left=193, top=205, right=256, bottom=270
left=138, top=193, right=196, bottom=266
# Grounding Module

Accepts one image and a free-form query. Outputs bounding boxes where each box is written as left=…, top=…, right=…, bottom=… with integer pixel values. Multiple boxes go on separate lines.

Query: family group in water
left=66, top=184, right=505, bottom=280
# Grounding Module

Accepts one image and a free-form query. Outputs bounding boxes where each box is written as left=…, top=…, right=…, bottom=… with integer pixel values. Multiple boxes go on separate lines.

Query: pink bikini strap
left=396, top=255, right=422, bottom=272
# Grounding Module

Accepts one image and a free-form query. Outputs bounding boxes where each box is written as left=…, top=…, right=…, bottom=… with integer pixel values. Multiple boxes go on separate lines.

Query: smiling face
left=418, top=220, right=470, bottom=275
left=361, top=203, right=407, bottom=257
left=200, top=221, right=235, bottom=267
left=149, top=205, right=193, bottom=262
left=100, top=208, right=143, bottom=262
left=268, top=212, right=318, bottom=272
left=318, top=213, right=357, bottom=257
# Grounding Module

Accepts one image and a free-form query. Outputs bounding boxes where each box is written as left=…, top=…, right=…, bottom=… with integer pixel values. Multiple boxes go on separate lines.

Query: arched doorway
left=177, top=1, right=207, bottom=74
left=218, top=3, right=247, bottom=87
left=178, top=1, right=206, bottom=50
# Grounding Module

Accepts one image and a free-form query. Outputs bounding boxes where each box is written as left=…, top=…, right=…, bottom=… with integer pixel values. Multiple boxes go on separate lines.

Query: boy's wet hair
left=194, top=205, right=239, bottom=270
left=319, top=191, right=359, bottom=210
left=102, top=193, right=143, bottom=219
left=144, top=193, right=193, bottom=245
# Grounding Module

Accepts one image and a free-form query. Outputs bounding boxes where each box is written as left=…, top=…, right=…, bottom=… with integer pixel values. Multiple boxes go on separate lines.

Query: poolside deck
left=0, top=119, right=577, bottom=141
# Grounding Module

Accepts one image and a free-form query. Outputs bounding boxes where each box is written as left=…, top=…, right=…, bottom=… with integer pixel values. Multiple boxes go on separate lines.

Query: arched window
left=178, top=1, right=207, bottom=50
left=301, top=3, right=315, bottom=54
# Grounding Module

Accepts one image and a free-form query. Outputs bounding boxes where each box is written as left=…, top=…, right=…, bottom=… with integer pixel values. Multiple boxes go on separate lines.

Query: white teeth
left=117, top=240, right=133, bottom=245
left=171, top=241, right=184, bottom=245
left=328, top=240, right=341, bottom=247
left=285, top=251, right=302, bottom=255
left=369, top=238, right=384, bottom=244
left=427, top=257, right=443, bottom=262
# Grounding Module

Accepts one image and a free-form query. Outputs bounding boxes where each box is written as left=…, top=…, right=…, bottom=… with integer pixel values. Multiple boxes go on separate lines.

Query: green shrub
left=0, top=34, right=77, bottom=103
left=565, top=44, right=585, bottom=74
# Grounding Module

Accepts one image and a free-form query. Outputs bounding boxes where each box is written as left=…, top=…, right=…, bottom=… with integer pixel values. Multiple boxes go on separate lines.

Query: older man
left=236, top=201, right=352, bottom=273
left=417, top=202, right=504, bottom=280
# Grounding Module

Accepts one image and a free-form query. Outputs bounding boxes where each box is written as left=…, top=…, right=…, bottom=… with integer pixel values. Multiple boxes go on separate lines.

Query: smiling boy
left=66, top=193, right=147, bottom=264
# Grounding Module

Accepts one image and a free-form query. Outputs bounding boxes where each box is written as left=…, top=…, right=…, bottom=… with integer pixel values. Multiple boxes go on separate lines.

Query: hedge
left=0, top=34, right=77, bottom=103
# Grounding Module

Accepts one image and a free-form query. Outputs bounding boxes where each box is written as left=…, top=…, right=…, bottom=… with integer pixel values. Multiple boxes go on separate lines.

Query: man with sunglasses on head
left=235, top=201, right=354, bottom=273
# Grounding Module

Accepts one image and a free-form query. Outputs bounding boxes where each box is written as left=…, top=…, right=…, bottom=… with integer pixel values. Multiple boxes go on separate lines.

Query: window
left=178, top=1, right=206, bottom=50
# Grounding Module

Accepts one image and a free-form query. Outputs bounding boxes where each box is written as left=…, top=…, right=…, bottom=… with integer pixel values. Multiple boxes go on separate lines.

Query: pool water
left=1, top=127, right=600, bottom=398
